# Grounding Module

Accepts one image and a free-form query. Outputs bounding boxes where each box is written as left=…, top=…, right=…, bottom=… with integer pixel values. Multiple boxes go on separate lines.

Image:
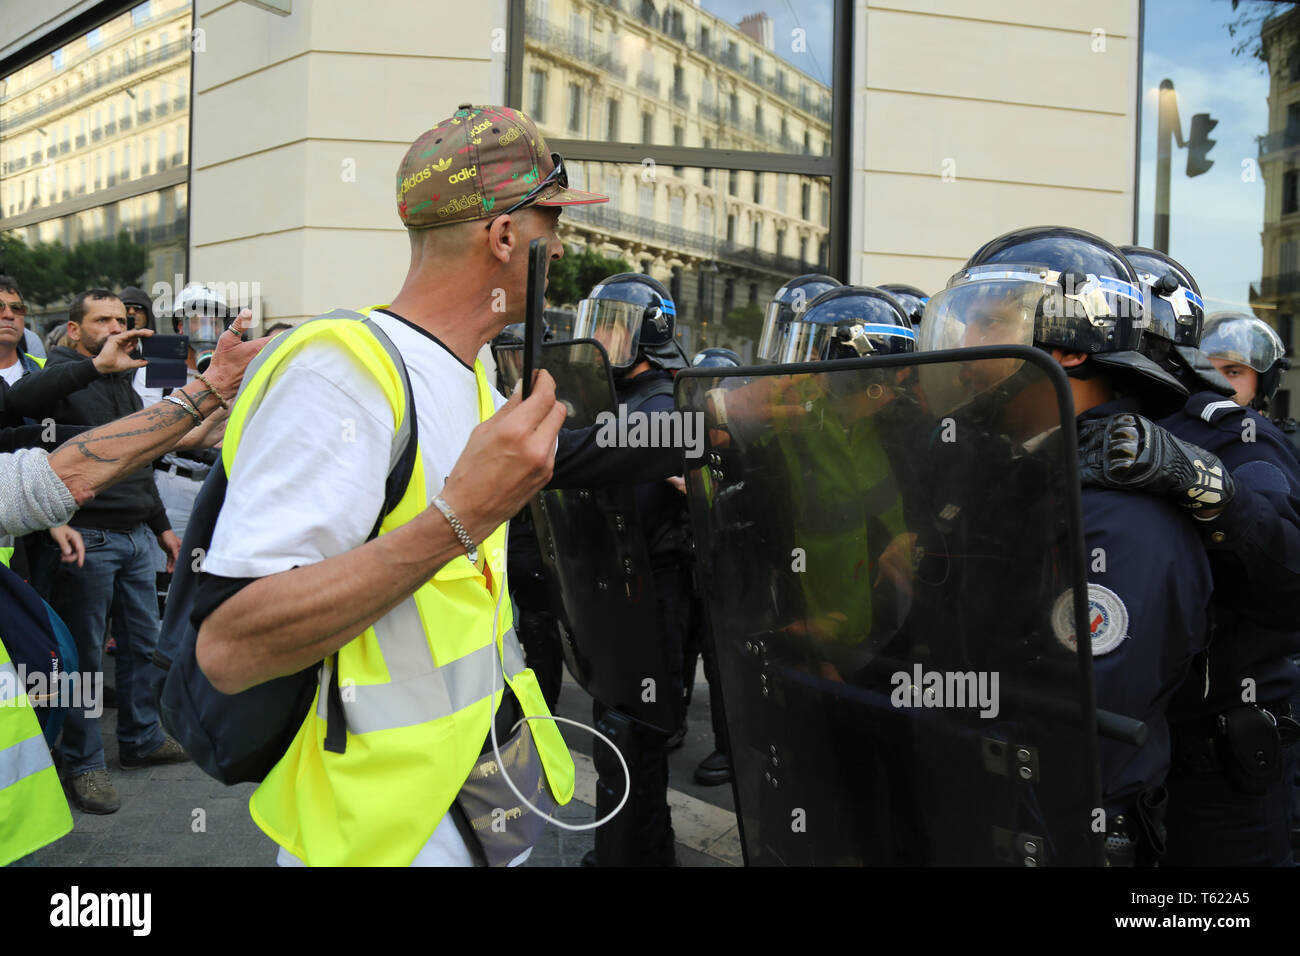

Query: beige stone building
left=1252, top=4, right=1300, bottom=402
left=0, top=0, right=192, bottom=320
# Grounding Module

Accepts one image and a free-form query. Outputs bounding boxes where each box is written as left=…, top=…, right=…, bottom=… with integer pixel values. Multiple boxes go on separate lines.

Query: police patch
left=1050, top=584, right=1129, bottom=656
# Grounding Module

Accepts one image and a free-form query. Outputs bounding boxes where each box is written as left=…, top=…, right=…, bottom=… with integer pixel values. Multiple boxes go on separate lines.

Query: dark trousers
left=682, top=593, right=728, bottom=754
left=1163, top=744, right=1298, bottom=866
left=49, top=524, right=166, bottom=776
left=590, top=565, right=689, bottom=865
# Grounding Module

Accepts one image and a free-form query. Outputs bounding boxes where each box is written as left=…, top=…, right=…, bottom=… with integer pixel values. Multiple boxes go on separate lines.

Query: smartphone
left=522, top=238, right=547, bottom=399
left=139, top=333, right=190, bottom=388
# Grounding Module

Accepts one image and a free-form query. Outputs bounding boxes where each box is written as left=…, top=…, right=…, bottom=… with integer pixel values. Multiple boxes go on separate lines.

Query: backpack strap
left=221, top=309, right=421, bottom=757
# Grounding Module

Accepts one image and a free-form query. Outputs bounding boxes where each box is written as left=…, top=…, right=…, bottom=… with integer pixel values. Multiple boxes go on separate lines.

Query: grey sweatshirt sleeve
left=0, top=448, right=77, bottom=536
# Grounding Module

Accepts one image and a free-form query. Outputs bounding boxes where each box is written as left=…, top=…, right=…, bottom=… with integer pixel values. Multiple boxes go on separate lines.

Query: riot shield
left=677, top=346, right=1104, bottom=865
left=498, top=338, right=683, bottom=734
left=494, top=338, right=618, bottom=429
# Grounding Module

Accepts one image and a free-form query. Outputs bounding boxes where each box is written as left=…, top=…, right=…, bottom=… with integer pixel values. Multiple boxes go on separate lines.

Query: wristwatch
left=432, top=493, right=478, bottom=564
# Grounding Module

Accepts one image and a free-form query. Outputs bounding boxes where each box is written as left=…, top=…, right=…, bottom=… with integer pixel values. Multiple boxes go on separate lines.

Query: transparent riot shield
left=677, top=346, right=1104, bottom=865
left=498, top=338, right=682, bottom=734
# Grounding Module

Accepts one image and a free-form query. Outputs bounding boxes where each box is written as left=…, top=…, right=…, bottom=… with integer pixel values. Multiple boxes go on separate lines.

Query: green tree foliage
left=0, top=230, right=150, bottom=306
left=721, top=301, right=764, bottom=347
left=546, top=246, right=632, bottom=306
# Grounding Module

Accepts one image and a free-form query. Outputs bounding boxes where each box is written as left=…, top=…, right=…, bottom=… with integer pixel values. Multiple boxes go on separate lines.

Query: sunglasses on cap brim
left=485, top=153, right=567, bottom=225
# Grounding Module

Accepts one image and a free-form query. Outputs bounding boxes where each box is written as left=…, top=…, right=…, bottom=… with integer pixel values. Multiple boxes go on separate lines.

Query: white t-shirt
left=206, top=308, right=508, bottom=867
left=0, top=360, right=24, bottom=386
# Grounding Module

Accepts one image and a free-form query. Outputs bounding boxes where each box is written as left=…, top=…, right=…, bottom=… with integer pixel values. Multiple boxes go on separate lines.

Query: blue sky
left=1136, top=0, right=1293, bottom=310
left=699, top=0, right=834, bottom=86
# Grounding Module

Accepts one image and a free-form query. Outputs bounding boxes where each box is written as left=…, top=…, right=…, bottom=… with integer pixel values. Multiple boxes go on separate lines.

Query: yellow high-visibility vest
left=0, top=634, right=73, bottom=865
left=223, top=311, right=573, bottom=865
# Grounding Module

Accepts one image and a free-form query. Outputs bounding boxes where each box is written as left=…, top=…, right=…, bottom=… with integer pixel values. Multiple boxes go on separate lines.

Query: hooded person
left=118, top=286, right=156, bottom=332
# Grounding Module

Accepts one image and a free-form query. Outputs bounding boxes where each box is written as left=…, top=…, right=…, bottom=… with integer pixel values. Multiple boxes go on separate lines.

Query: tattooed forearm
left=68, top=403, right=190, bottom=462
left=49, top=394, right=205, bottom=505
left=67, top=403, right=190, bottom=462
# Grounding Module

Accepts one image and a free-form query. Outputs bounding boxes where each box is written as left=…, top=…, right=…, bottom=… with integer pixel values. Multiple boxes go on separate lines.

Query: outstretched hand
left=93, top=328, right=152, bottom=374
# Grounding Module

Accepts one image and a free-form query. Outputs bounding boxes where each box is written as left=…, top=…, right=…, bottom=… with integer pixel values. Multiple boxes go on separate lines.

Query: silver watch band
left=433, top=493, right=479, bottom=564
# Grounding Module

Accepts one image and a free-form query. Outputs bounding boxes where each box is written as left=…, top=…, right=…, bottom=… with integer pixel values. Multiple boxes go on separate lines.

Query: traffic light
left=1186, top=112, right=1218, bottom=177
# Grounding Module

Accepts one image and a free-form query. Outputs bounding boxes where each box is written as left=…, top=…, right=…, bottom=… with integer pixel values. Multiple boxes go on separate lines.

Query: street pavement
left=28, top=661, right=739, bottom=867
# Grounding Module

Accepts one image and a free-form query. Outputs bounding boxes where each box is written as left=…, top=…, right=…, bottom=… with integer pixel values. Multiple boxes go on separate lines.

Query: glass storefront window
left=1137, top=0, right=1300, bottom=411
left=0, top=0, right=192, bottom=332
left=522, top=0, right=833, bottom=155
left=548, top=160, right=829, bottom=359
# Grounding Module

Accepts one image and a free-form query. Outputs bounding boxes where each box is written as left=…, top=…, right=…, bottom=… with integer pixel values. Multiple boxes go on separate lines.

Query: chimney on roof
left=738, top=12, right=774, bottom=50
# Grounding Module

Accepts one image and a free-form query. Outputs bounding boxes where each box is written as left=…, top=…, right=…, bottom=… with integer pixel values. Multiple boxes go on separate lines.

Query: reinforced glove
left=1076, top=412, right=1234, bottom=511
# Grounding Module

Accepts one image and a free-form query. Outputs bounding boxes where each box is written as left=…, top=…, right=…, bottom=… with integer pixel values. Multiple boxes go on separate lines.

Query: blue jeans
left=49, top=524, right=166, bottom=776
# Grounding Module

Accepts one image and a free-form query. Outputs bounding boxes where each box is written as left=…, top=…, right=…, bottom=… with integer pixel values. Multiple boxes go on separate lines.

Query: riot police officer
left=1115, top=263, right=1300, bottom=865
left=1199, top=312, right=1300, bottom=458
left=926, top=225, right=1222, bottom=864
left=756, top=273, right=841, bottom=364
left=571, top=273, right=693, bottom=866
left=685, top=347, right=740, bottom=783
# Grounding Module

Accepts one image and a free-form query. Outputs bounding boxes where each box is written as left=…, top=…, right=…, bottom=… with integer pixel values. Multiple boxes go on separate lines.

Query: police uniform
left=1015, top=398, right=1211, bottom=863
left=589, top=366, right=691, bottom=866
left=1157, top=391, right=1300, bottom=865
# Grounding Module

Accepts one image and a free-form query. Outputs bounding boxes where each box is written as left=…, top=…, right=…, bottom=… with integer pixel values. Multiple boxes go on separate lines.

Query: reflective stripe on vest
left=0, top=639, right=73, bottom=865
left=232, top=311, right=573, bottom=865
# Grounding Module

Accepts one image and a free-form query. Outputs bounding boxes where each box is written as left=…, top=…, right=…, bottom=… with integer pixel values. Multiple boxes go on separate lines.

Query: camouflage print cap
left=396, top=104, right=607, bottom=228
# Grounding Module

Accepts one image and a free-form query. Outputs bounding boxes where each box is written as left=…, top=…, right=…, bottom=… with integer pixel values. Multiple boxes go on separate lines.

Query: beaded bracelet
left=194, top=371, right=230, bottom=410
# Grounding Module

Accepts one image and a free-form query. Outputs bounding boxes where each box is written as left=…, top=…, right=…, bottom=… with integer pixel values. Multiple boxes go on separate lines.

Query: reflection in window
left=551, top=163, right=829, bottom=357
left=529, top=68, right=546, bottom=121
left=568, top=83, right=582, bottom=133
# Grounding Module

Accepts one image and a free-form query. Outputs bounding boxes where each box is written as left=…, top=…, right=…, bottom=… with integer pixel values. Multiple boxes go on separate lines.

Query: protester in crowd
left=0, top=312, right=264, bottom=862
left=9, top=289, right=183, bottom=814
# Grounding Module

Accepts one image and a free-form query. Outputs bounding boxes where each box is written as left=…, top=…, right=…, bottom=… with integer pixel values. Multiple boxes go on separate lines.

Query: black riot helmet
left=1119, top=245, right=1232, bottom=396
left=489, top=319, right=554, bottom=393
left=923, top=225, right=1185, bottom=408
left=757, top=273, right=842, bottom=362
left=1200, top=312, right=1291, bottom=412
left=572, top=273, right=676, bottom=371
left=781, top=286, right=916, bottom=363
left=1119, top=245, right=1204, bottom=348
left=691, top=347, right=742, bottom=369
left=878, top=283, right=929, bottom=329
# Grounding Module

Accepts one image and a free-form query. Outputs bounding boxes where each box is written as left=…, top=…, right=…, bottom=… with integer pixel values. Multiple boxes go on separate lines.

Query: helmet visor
left=777, top=319, right=838, bottom=364
left=1200, top=316, right=1285, bottom=373
left=573, top=297, right=643, bottom=368
left=494, top=346, right=524, bottom=391
left=182, top=313, right=223, bottom=349
left=918, top=270, right=1053, bottom=353
left=757, top=300, right=790, bottom=362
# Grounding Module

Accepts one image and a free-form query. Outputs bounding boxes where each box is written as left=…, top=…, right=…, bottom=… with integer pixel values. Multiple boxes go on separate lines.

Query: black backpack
left=158, top=313, right=418, bottom=785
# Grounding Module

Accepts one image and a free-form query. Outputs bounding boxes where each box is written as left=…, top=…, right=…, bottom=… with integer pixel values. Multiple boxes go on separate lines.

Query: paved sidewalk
left=29, top=664, right=739, bottom=867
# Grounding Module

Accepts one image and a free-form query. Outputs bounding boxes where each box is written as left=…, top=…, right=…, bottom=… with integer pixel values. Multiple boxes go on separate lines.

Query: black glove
left=1077, top=412, right=1234, bottom=511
